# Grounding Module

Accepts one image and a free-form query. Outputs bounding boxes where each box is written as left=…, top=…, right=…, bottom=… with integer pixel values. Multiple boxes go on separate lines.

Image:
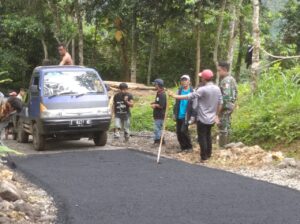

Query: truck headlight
left=96, top=107, right=110, bottom=115
left=40, top=103, right=62, bottom=118
left=41, top=110, right=63, bottom=118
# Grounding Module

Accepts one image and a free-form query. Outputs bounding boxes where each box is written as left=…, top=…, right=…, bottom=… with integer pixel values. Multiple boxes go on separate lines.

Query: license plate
left=70, top=120, right=91, bottom=127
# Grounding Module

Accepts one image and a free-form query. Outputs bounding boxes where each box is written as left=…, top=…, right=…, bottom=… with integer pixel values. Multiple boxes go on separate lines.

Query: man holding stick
left=151, top=79, right=167, bottom=146
left=169, top=70, right=223, bottom=162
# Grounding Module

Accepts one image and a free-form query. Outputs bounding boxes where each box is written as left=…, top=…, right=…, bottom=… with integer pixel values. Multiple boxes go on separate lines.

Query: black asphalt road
left=14, top=149, right=300, bottom=224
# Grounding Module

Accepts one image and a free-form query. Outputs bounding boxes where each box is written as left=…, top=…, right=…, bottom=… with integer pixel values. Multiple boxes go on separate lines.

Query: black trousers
left=197, top=121, right=213, bottom=160
left=176, top=119, right=192, bottom=150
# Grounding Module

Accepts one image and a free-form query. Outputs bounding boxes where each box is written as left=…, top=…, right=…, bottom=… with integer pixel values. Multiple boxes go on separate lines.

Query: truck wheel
left=12, top=133, right=17, bottom=140
left=32, top=124, right=45, bottom=151
left=93, top=131, right=107, bottom=146
left=17, top=120, right=29, bottom=143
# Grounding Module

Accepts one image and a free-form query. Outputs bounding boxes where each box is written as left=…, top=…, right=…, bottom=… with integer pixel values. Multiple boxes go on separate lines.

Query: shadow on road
left=3, top=138, right=112, bottom=155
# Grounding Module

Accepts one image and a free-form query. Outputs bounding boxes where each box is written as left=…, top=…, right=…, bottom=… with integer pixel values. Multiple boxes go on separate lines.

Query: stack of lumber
left=104, top=81, right=155, bottom=91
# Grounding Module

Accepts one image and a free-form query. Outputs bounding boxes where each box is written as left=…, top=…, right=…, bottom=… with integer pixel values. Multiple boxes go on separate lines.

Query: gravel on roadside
left=0, top=162, right=57, bottom=224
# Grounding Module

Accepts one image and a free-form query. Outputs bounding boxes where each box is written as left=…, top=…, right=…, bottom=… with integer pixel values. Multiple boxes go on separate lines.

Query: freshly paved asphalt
left=14, top=149, right=300, bottom=224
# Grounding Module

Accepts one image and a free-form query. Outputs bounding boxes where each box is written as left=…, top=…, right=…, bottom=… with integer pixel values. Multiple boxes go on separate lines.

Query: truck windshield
left=43, top=71, right=104, bottom=97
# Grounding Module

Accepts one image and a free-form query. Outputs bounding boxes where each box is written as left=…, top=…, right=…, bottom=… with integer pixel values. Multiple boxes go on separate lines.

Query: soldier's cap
left=199, top=69, right=214, bottom=81
left=152, top=79, right=164, bottom=87
left=180, top=74, right=190, bottom=81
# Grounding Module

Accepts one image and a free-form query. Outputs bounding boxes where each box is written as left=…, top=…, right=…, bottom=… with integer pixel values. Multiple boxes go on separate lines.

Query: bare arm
left=169, top=89, right=201, bottom=100
left=59, top=54, right=73, bottom=66
left=215, top=91, right=224, bottom=124
left=125, top=99, right=134, bottom=107
left=172, top=94, right=189, bottom=100
left=59, top=56, right=68, bottom=66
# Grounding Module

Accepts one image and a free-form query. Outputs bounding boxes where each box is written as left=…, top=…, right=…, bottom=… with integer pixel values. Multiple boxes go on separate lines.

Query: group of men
left=169, top=61, right=237, bottom=162
left=54, top=44, right=238, bottom=162
left=112, top=61, right=237, bottom=162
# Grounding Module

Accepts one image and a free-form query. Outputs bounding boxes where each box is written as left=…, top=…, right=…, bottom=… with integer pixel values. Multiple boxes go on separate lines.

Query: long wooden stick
left=157, top=89, right=169, bottom=164
left=108, top=93, right=115, bottom=118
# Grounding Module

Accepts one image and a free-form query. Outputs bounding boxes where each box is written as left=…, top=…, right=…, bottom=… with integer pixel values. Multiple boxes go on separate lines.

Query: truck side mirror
left=30, top=85, right=39, bottom=93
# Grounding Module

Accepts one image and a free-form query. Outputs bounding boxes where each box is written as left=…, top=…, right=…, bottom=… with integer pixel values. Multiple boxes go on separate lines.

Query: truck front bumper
left=39, top=116, right=111, bottom=135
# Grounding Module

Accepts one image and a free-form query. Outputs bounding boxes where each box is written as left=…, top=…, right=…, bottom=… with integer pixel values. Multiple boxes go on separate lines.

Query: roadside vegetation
left=232, top=64, right=300, bottom=157
left=128, top=64, right=300, bottom=158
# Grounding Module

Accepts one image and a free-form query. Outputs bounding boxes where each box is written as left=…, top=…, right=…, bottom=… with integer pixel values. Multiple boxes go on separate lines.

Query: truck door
left=28, top=73, right=41, bottom=118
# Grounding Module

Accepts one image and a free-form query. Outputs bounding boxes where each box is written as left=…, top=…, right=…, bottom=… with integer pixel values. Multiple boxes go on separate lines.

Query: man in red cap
left=169, top=70, right=223, bottom=162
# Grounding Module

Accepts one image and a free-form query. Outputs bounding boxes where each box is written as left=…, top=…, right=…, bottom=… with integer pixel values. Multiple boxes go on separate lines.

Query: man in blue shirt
left=173, top=75, right=195, bottom=152
left=170, top=70, right=223, bottom=162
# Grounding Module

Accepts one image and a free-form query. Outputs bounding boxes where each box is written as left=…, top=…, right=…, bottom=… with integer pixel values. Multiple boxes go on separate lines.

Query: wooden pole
left=157, top=89, right=169, bottom=164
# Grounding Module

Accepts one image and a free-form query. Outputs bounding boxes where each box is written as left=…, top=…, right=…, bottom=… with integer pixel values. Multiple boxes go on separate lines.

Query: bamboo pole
left=157, top=89, right=169, bottom=164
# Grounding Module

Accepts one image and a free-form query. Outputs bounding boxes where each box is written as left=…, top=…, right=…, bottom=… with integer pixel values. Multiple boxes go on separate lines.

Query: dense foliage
left=232, top=64, right=300, bottom=147
left=0, top=0, right=299, bottom=91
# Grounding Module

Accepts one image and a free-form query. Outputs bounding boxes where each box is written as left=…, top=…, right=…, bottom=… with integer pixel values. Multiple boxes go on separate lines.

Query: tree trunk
left=251, top=0, right=260, bottom=92
left=75, top=0, right=84, bottom=66
left=147, top=27, right=158, bottom=86
left=227, top=3, right=237, bottom=74
left=234, top=14, right=245, bottom=82
left=71, top=38, right=76, bottom=64
left=213, top=0, right=227, bottom=84
left=92, top=21, right=98, bottom=66
left=194, top=1, right=201, bottom=87
left=47, top=0, right=61, bottom=44
left=130, top=6, right=138, bottom=83
left=120, top=38, right=130, bottom=82
left=41, top=38, right=48, bottom=60
left=77, top=14, right=84, bottom=66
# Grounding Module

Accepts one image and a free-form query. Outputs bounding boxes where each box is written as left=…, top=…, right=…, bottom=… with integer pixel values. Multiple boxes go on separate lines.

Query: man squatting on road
left=170, top=70, right=223, bottom=162
left=173, top=74, right=196, bottom=152
left=0, top=94, right=23, bottom=141
left=0, top=95, right=23, bottom=122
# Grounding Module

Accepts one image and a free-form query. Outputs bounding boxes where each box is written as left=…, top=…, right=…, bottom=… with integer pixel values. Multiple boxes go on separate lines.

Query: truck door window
left=31, top=76, right=40, bottom=96
left=33, top=76, right=39, bottom=86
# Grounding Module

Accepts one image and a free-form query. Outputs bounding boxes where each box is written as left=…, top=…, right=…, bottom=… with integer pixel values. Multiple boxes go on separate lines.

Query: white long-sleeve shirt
left=187, top=82, right=223, bottom=125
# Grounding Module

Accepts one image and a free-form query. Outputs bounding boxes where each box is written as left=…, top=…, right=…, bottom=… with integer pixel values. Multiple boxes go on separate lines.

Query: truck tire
left=93, top=131, right=107, bottom=146
left=32, top=124, right=45, bottom=151
left=17, top=120, right=29, bottom=143
left=12, top=133, right=17, bottom=140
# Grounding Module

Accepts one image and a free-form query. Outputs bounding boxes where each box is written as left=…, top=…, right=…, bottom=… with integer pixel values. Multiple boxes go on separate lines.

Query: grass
left=231, top=64, right=300, bottom=153
left=0, top=145, right=22, bottom=156
left=130, top=94, right=176, bottom=132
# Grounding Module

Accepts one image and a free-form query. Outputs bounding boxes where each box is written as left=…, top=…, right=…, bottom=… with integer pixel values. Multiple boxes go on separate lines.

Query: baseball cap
left=199, top=69, right=214, bottom=81
left=119, top=82, right=128, bottom=90
left=152, top=79, right=164, bottom=87
left=9, top=91, right=17, bottom=97
left=180, top=74, right=190, bottom=81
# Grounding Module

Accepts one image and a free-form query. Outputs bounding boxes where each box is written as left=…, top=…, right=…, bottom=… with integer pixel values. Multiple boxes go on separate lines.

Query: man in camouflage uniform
left=217, top=61, right=238, bottom=147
